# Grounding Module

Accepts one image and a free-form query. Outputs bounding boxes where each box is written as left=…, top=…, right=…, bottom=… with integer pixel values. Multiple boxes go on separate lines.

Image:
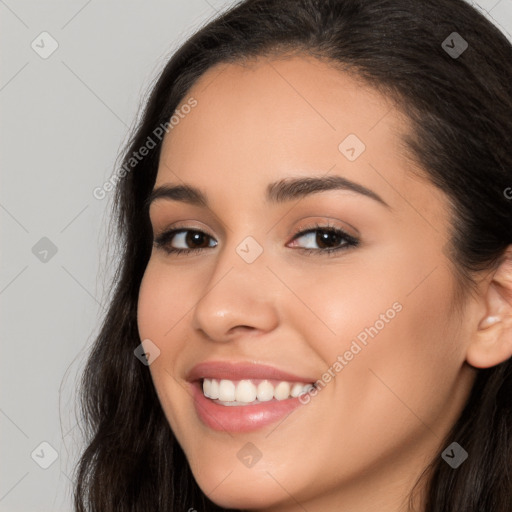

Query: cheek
left=328, top=264, right=462, bottom=438
left=137, top=259, right=193, bottom=340
left=136, top=260, right=196, bottom=437
left=284, top=251, right=464, bottom=438
left=275, top=252, right=407, bottom=363
left=136, top=260, right=189, bottom=373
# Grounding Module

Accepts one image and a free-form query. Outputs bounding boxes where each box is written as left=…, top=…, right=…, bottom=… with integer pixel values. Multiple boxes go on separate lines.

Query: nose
left=191, top=243, right=280, bottom=342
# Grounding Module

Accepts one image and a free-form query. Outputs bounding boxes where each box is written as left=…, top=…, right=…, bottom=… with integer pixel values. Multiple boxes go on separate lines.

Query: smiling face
left=137, top=55, right=479, bottom=511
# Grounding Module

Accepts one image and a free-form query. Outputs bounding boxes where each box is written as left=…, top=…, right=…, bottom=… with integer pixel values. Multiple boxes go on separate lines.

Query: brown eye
left=154, top=229, right=217, bottom=255
left=315, top=229, right=345, bottom=249
left=289, top=225, right=359, bottom=254
left=184, top=230, right=211, bottom=248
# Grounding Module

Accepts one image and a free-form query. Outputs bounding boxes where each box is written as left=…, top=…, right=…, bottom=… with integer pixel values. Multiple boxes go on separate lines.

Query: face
left=137, top=56, right=478, bottom=511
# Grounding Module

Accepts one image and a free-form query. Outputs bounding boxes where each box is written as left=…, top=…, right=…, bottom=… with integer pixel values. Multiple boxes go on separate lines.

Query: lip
left=186, top=361, right=317, bottom=433
left=189, top=380, right=312, bottom=432
left=186, top=360, right=316, bottom=384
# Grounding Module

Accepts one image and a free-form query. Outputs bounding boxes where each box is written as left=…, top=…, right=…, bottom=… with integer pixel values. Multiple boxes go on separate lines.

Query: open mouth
left=186, top=361, right=318, bottom=431
left=200, top=378, right=315, bottom=406
left=189, top=376, right=317, bottom=432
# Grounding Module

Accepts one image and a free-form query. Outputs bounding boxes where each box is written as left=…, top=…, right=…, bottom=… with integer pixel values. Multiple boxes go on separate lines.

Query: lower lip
left=190, top=381, right=309, bottom=433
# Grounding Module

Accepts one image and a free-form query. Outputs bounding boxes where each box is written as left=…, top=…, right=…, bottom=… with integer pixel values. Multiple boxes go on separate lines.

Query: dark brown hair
left=74, top=0, right=512, bottom=510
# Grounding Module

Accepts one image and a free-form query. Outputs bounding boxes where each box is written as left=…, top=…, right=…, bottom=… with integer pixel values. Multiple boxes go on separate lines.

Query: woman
left=74, top=0, right=512, bottom=510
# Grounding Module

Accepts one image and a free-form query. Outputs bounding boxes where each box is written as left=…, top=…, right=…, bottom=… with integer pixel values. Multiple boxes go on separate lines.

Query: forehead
left=161, top=55, right=405, bottom=163
left=155, top=55, right=446, bottom=225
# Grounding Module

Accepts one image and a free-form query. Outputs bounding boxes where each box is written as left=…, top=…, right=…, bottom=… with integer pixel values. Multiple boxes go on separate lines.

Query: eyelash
left=153, top=222, right=359, bottom=257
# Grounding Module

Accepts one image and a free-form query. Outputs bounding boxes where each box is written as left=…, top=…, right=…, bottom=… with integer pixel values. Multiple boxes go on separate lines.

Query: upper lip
left=186, top=361, right=316, bottom=383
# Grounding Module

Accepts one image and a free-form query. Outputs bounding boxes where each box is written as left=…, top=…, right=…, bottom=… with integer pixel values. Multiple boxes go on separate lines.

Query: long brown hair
left=74, top=1, right=512, bottom=510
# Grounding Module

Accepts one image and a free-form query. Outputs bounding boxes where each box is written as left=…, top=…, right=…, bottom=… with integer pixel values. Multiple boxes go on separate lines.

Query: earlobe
left=466, top=247, right=512, bottom=369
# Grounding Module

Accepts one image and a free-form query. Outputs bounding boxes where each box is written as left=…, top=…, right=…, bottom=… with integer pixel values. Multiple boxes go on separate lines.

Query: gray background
left=1, top=1, right=510, bottom=510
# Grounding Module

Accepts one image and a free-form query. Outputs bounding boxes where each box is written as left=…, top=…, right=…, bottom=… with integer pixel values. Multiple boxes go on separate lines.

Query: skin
left=137, top=55, right=512, bottom=512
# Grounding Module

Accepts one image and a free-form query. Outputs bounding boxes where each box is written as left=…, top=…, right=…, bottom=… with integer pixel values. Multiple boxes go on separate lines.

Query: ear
left=466, top=246, right=512, bottom=369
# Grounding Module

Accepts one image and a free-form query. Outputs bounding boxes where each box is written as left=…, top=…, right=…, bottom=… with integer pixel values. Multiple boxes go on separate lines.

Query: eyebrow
left=146, top=175, right=390, bottom=209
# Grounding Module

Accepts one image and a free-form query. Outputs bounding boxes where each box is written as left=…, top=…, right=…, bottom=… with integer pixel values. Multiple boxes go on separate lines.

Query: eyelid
left=287, top=222, right=359, bottom=248
left=291, top=216, right=359, bottom=239
left=149, top=207, right=226, bottom=238
left=153, top=226, right=359, bottom=259
left=154, top=221, right=216, bottom=239
left=153, top=219, right=355, bottom=243
left=153, top=215, right=361, bottom=255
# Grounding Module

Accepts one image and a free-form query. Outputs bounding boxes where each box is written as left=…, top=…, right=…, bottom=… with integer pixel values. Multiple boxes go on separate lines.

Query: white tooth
left=257, top=380, right=274, bottom=401
left=290, top=382, right=305, bottom=398
left=303, top=384, right=314, bottom=393
left=203, top=378, right=212, bottom=398
left=218, top=379, right=236, bottom=401
left=210, top=379, right=220, bottom=399
left=235, top=380, right=257, bottom=403
left=274, top=381, right=291, bottom=400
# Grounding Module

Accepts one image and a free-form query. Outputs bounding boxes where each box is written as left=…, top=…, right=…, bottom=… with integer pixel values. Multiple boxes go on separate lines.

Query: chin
left=206, top=486, right=282, bottom=511
left=191, top=464, right=290, bottom=510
